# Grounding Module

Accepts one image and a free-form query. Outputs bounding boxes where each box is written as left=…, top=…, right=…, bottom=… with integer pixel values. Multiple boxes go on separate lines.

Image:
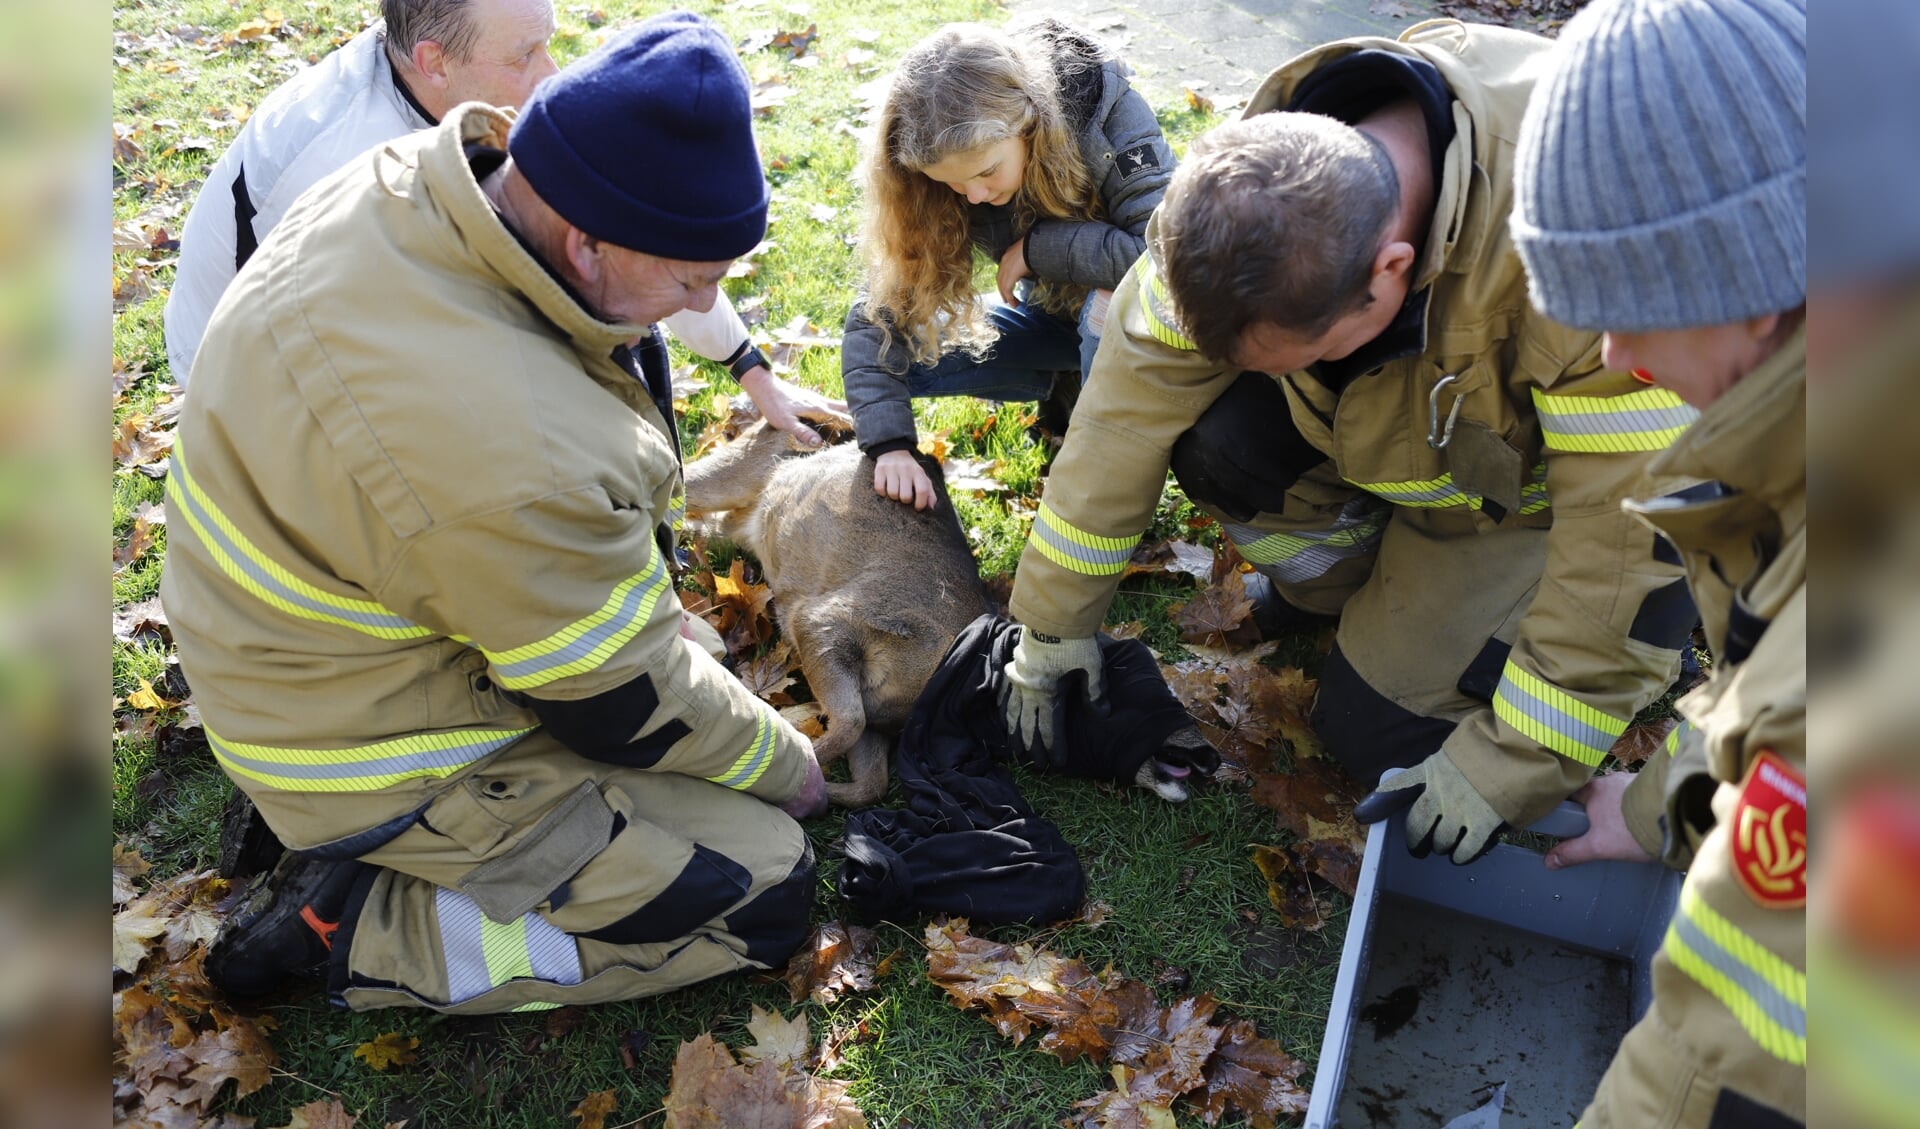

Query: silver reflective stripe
left=437, top=887, right=583, bottom=1006
left=169, top=446, right=426, bottom=636
left=439, top=887, right=495, bottom=1004
left=1224, top=505, right=1384, bottom=584
left=1492, top=664, right=1625, bottom=765
left=488, top=553, right=669, bottom=684
left=710, top=711, right=775, bottom=790
left=1029, top=503, right=1135, bottom=575
left=1541, top=401, right=1698, bottom=437
left=1519, top=463, right=1551, bottom=515
left=207, top=727, right=530, bottom=790
left=1670, top=895, right=1806, bottom=1045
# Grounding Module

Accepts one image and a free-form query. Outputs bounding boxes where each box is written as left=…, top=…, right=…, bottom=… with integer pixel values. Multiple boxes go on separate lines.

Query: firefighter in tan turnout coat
left=177, top=15, right=829, bottom=1013
left=1512, top=1, right=1806, bottom=1125
left=1002, top=19, right=1699, bottom=861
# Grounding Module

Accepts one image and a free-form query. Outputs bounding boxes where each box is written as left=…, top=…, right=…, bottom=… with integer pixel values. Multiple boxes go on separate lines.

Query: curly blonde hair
left=859, top=20, right=1105, bottom=366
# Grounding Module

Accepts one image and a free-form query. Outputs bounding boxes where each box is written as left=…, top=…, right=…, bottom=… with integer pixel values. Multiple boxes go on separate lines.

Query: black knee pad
left=1170, top=372, right=1326, bottom=522
left=1311, top=645, right=1456, bottom=787
left=726, top=838, right=817, bottom=967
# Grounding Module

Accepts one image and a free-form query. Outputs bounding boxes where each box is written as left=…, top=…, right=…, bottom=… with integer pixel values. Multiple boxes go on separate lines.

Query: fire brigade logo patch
left=1114, top=143, right=1161, bottom=181
left=1731, top=751, right=1806, bottom=909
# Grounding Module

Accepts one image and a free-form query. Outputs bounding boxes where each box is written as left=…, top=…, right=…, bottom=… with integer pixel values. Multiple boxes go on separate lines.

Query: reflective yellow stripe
left=1533, top=386, right=1699, bottom=453
left=1140, top=255, right=1198, bottom=352
left=1519, top=462, right=1551, bottom=515
left=1349, top=471, right=1484, bottom=510
left=166, top=439, right=432, bottom=640
left=1664, top=720, right=1691, bottom=757
left=208, top=725, right=533, bottom=792
left=438, top=887, right=582, bottom=1007
left=1820, top=946, right=1920, bottom=1126
left=1028, top=501, right=1137, bottom=576
left=1224, top=504, right=1384, bottom=581
left=1491, top=660, right=1630, bottom=766
left=709, top=709, right=776, bottom=791
left=1665, top=885, right=1805, bottom=1064
left=481, top=551, right=674, bottom=690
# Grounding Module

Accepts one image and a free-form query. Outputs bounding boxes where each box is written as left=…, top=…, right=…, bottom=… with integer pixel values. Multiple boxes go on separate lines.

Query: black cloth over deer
left=838, top=613, right=1193, bottom=925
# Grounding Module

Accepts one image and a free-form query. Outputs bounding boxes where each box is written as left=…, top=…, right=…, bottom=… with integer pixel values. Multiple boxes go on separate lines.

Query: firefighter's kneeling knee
left=724, top=839, right=817, bottom=967
left=1169, top=373, right=1316, bottom=522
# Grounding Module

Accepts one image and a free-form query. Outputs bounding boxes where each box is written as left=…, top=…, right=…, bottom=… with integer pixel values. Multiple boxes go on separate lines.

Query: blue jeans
left=905, top=292, right=1104, bottom=404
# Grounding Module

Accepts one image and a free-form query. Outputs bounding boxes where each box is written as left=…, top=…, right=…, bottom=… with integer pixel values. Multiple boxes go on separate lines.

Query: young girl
left=842, top=18, right=1176, bottom=509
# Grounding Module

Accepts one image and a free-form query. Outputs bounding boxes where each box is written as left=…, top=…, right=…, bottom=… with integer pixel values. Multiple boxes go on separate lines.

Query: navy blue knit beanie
left=508, top=12, right=768, bottom=261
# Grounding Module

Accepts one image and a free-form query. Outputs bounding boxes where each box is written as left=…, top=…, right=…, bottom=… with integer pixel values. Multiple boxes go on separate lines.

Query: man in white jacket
left=165, top=0, right=843, bottom=445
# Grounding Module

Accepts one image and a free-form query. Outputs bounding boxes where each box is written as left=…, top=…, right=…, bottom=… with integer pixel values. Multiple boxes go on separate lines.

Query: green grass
left=108, top=1, right=1357, bottom=1125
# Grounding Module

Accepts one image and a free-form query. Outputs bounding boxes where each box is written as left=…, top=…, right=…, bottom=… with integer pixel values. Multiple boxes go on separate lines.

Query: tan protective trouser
left=336, top=731, right=811, bottom=1013
left=1579, top=787, right=1806, bottom=1128
left=1212, top=466, right=1545, bottom=724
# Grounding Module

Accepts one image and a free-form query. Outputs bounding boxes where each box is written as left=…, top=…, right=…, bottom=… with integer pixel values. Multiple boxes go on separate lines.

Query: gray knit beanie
left=1511, top=0, right=1805, bottom=332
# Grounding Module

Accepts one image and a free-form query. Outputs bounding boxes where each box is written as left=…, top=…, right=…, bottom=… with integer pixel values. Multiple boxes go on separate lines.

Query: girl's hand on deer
left=874, top=449, right=936, bottom=510
left=996, top=237, right=1032, bottom=306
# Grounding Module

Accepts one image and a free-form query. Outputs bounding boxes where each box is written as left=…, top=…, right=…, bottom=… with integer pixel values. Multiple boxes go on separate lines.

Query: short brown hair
left=1156, top=112, right=1397, bottom=360
left=384, top=0, right=481, bottom=62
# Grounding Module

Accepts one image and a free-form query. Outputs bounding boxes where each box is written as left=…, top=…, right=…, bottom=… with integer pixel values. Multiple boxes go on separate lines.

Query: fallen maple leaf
left=1191, top=1019, right=1311, bottom=1128
left=740, top=1004, right=810, bottom=1070
left=113, top=414, right=176, bottom=469
left=123, top=675, right=180, bottom=710
left=737, top=642, right=799, bottom=701
left=114, top=595, right=171, bottom=643
left=784, top=921, right=878, bottom=1005
left=1172, top=571, right=1257, bottom=648
left=114, top=841, right=152, bottom=906
left=662, top=1029, right=867, bottom=1129
left=353, top=1032, right=419, bottom=1071
left=272, top=1100, right=359, bottom=1129
left=1071, top=1062, right=1179, bottom=1129
left=1251, top=844, right=1327, bottom=933
left=569, top=1088, right=617, bottom=1129
left=1249, top=757, right=1366, bottom=896
left=1611, top=718, right=1677, bottom=767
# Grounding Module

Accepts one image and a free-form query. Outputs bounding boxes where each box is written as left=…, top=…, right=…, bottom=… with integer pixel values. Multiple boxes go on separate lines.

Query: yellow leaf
left=569, top=1088, right=617, bottom=1129
left=353, top=1032, right=419, bottom=1071
left=125, top=677, right=177, bottom=712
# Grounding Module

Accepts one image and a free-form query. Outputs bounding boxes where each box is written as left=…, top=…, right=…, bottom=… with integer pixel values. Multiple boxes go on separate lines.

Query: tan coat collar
left=422, top=105, right=648, bottom=357
left=1649, top=329, right=1806, bottom=513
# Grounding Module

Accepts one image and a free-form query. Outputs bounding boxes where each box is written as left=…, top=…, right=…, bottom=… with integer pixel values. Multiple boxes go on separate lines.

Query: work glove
left=1354, top=752, right=1507, bottom=865
left=999, top=629, right=1103, bottom=764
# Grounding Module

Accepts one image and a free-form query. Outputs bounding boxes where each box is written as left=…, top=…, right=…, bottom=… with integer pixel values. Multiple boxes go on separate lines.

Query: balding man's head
left=384, top=0, right=557, bottom=118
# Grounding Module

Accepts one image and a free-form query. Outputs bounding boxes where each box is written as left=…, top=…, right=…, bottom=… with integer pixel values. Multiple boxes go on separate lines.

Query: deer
left=683, top=420, right=1219, bottom=807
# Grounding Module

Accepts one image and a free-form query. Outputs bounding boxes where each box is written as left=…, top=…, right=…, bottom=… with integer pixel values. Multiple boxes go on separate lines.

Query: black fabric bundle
left=838, top=614, right=1193, bottom=925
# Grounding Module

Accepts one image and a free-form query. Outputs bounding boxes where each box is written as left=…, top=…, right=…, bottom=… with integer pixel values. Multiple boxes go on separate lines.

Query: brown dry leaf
left=174, top=1021, right=278, bottom=1106
left=923, top=918, right=1117, bottom=1063
left=771, top=22, right=820, bottom=56
left=114, top=595, right=171, bottom=643
left=740, top=1004, right=811, bottom=1070
left=779, top=701, right=827, bottom=739
left=1173, top=571, right=1257, bottom=648
left=272, top=1100, right=359, bottom=1129
left=942, top=455, right=1006, bottom=494
left=1190, top=1019, right=1311, bottom=1128
left=662, top=1030, right=868, bottom=1129
left=1071, top=1063, right=1180, bottom=1129
left=1249, top=757, right=1366, bottom=895
left=113, top=414, right=176, bottom=469
left=784, top=921, right=877, bottom=1006
left=1250, top=844, right=1327, bottom=932
left=114, top=841, right=152, bottom=906
left=113, top=895, right=170, bottom=973
left=161, top=871, right=235, bottom=962
left=353, top=1032, right=419, bottom=1071
left=737, top=641, right=798, bottom=701
left=114, top=121, right=145, bottom=164
left=1612, top=717, right=1677, bottom=767
left=1244, top=665, right=1322, bottom=760
left=1184, top=85, right=1216, bottom=115
left=1075, top=900, right=1113, bottom=929
left=569, top=1088, right=617, bottom=1129
left=713, top=558, right=776, bottom=654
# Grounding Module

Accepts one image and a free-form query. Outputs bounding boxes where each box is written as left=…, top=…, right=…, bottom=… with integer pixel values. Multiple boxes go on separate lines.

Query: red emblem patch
left=1732, top=751, right=1807, bottom=909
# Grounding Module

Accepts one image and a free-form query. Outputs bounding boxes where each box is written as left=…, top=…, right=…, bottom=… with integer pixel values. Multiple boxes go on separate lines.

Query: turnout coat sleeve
left=1008, top=235, right=1238, bottom=638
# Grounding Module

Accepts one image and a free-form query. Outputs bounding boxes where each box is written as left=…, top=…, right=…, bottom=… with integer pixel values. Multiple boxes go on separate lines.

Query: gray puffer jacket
left=844, top=29, right=1177, bottom=455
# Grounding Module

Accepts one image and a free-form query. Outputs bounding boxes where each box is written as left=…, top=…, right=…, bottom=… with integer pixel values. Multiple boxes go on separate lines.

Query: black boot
left=1241, top=570, right=1337, bottom=639
left=217, top=789, right=286, bottom=880
left=206, top=853, right=367, bottom=999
